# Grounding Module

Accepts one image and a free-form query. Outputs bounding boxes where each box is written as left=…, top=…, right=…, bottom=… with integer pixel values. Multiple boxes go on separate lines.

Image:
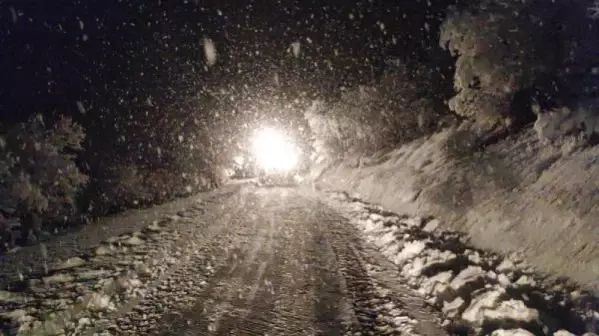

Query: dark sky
left=0, top=0, right=448, bottom=130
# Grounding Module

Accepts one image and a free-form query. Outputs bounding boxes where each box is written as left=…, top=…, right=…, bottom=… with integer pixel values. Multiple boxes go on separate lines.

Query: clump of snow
left=534, top=102, right=599, bottom=145
left=496, top=259, right=516, bottom=273
left=95, top=245, right=114, bottom=256
left=394, top=240, right=426, bottom=265
left=483, top=299, right=540, bottom=324
left=443, top=297, right=466, bottom=318
left=461, top=288, right=505, bottom=323
left=419, top=271, right=454, bottom=297
left=490, top=329, right=535, bottom=336
left=123, top=235, right=145, bottom=246
left=423, top=219, right=440, bottom=232
left=86, top=293, right=114, bottom=311
left=77, top=269, right=111, bottom=281
left=145, top=221, right=163, bottom=232
left=450, top=266, right=486, bottom=292
left=0, top=309, right=28, bottom=321
left=43, top=273, right=75, bottom=285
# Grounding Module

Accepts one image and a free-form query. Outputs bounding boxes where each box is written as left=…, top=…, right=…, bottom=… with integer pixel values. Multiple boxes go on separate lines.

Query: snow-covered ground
left=325, top=191, right=599, bottom=336
left=0, top=211, right=200, bottom=335
left=0, top=186, right=241, bottom=336
left=314, top=127, right=599, bottom=289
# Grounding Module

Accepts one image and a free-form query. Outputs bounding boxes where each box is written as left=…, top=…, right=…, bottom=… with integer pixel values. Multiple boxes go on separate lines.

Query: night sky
left=0, top=0, right=454, bottom=174
left=0, top=0, right=449, bottom=118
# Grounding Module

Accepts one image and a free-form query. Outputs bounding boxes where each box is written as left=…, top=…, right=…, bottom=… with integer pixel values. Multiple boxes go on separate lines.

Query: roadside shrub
left=305, top=99, right=340, bottom=161
left=85, top=161, right=221, bottom=217
left=0, top=115, right=88, bottom=242
left=328, top=85, right=391, bottom=154
left=90, top=164, right=152, bottom=213
left=305, top=59, right=454, bottom=157
left=143, top=167, right=207, bottom=202
left=378, top=60, right=455, bottom=137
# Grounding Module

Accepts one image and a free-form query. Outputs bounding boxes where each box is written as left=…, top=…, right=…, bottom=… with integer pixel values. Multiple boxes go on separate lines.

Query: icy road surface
left=0, top=185, right=444, bottom=336
left=1, top=184, right=596, bottom=336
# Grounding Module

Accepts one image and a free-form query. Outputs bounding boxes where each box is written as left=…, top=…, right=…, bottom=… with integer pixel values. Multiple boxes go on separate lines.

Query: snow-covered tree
left=440, top=0, right=599, bottom=129
left=305, top=59, right=453, bottom=156
left=0, top=115, right=88, bottom=242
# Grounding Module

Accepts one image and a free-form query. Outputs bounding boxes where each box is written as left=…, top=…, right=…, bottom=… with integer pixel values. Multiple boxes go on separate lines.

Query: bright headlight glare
left=251, top=127, right=299, bottom=172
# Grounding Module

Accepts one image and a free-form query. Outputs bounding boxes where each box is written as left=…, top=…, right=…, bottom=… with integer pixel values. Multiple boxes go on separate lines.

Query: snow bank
left=314, top=127, right=599, bottom=288
left=326, top=192, right=599, bottom=336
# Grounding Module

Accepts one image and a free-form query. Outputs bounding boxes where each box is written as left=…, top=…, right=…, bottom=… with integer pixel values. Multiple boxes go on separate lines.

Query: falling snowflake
left=9, top=7, right=17, bottom=23
left=76, top=101, right=87, bottom=115
left=291, top=41, right=301, bottom=57
left=203, top=37, right=217, bottom=66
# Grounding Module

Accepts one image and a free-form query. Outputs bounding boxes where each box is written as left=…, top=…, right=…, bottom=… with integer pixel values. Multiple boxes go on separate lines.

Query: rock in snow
left=422, top=218, right=440, bottom=232
left=450, top=266, right=486, bottom=292
left=462, top=288, right=506, bottom=324
left=484, top=300, right=539, bottom=324
left=443, top=297, right=466, bottom=318
left=496, top=259, right=517, bottom=274
left=394, top=240, right=426, bottom=265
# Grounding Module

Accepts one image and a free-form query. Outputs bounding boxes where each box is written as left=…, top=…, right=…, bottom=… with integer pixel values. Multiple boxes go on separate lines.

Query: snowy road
left=0, top=185, right=444, bottom=335
left=148, top=186, right=442, bottom=336
left=0, top=184, right=597, bottom=336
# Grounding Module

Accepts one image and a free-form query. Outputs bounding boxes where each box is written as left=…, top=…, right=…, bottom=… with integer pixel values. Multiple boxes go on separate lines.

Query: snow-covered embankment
left=326, top=191, right=598, bottom=336
left=313, top=128, right=599, bottom=289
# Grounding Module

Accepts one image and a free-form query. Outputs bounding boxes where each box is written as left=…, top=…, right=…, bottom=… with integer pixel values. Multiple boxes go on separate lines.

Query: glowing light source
left=250, top=127, right=299, bottom=173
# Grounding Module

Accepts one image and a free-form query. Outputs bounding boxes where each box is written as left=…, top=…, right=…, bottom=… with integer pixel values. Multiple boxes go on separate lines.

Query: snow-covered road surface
left=0, top=185, right=443, bottom=335
left=0, top=184, right=596, bottom=335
